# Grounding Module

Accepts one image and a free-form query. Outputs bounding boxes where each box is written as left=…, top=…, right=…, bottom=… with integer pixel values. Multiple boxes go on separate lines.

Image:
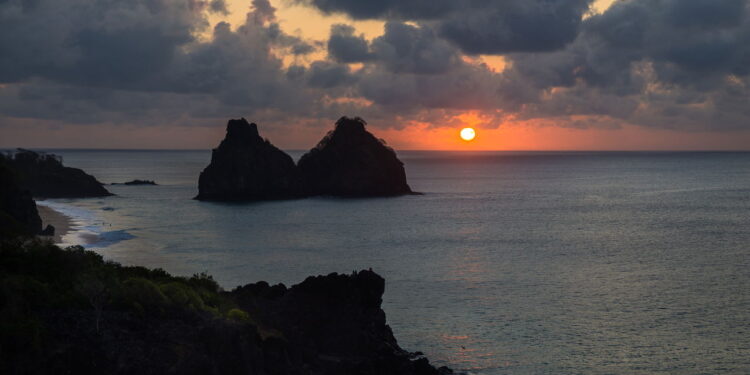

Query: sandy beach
left=37, top=205, right=73, bottom=243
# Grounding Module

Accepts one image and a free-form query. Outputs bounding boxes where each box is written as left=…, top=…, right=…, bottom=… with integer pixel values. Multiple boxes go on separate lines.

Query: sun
left=460, top=127, right=476, bottom=141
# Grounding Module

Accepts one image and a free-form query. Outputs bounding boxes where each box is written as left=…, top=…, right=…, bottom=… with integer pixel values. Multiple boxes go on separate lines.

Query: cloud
left=370, top=22, right=461, bottom=74
left=436, top=0, right=593, bottom=54
left=302, top=0, right=594, bottom=54
left=0, top=0, right=319, bottom=124
left=327, top=24, right=373, bottom=63
left=497, top=0, right=750, bottom=129
left=3, top=0, right=750, bottom=137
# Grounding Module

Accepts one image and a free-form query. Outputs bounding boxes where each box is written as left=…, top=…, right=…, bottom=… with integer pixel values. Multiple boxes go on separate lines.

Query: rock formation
left=298, top=117, right=412, bottom=197
left=0, top=238, right=456, bottom=375
left=0, top=156, right=43, bottom=237
left=3, top=149, right=112, bottom=198
left=112, top=179, right=157, bottom=185
left=196, top=118, right=300, bottom=201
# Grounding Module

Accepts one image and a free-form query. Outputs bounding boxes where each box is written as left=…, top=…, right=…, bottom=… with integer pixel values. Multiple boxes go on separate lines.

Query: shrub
left=121, top=278, right=168, bottom=314
left=227, top=308, right=252, bottom=323
left=160, top=282, right=206, bottom=311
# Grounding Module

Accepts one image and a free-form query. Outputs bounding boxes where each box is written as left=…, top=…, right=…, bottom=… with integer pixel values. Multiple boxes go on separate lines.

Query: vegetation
left=0, top=238, right=255, bottom=357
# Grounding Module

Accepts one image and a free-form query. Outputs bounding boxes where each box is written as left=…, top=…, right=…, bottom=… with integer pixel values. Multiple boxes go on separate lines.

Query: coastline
left=37, top=204, right=73, bottom=243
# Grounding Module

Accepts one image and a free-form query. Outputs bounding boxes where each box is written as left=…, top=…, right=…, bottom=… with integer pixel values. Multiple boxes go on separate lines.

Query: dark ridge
left=1, top=149, right=112, bottom=198
left=0, top=156, right=43, bottom=237
left=0, top=239, right=456, bottom=375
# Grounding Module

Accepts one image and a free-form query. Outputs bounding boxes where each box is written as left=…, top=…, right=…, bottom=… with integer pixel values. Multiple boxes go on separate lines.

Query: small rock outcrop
left=40, top=224, right=55, bottom=236
left=196, top=118, right=300, bottom=201
left=0, top=157, right=42, bottom=237
left=3, top=149, right=112, bottom=198
left=298, top=117, right=412, bottom=197
left=112, top=179, right=157, bottom=186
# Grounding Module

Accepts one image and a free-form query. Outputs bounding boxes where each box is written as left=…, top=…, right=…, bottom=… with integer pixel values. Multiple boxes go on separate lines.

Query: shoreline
left=37, top=204, right=73, bottom=243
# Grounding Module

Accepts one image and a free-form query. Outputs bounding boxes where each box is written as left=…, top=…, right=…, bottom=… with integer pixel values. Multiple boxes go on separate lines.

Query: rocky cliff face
left=2, top=255, right=454, bottom=375
left=0, top=157, right=42, bottom=237
left=230, top=270, right=453, bottom=375
left=298, top=117, right=412, bottom=197
left=196, top=118, right=301, bottom=201
left=3, top=149, right=111, bottom=198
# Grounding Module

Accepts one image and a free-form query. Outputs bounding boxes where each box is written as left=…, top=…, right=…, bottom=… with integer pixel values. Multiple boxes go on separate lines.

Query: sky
left=2, top=0, right=750, bottom=150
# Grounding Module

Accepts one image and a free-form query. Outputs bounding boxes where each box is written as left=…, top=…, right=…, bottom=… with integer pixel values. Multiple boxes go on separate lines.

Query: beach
left=37, top=204, right=73, bottom=243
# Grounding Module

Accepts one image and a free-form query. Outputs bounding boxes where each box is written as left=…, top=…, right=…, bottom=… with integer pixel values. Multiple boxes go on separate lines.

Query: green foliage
left=227, top=308, right=252, bottom=323
left=0, top=238, right=236, bottom=335
left=120, top=278, right=169, bottom=314
left=160, top=282, right=206, bottom=311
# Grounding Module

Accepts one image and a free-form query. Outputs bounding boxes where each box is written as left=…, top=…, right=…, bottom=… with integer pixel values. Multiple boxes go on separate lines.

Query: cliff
left=0, top=239, right=454, bottom=375
left=2, top=149, right=112, bottom=198
left=298, top=117, right=412, bottom=197
left=0, top=157, right=43, bottom=237
left=196, top=119, right=301, bottom=201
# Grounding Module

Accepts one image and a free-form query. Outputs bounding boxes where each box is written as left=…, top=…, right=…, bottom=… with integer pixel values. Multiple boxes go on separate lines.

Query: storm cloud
left=2, top=0, right=750, bottom=135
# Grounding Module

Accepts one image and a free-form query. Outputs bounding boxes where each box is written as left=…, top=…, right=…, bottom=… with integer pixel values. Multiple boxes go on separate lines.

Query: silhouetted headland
left=1, top=149, right=112, bottom=198
left=0, top=236, right=455, bottom=374
left=0, top=156, right=44, bottom=237
left=196, top=116, right=413, bottom=201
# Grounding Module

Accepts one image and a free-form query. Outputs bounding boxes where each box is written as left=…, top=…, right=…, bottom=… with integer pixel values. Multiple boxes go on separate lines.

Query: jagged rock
left=196, top=118, right=300, bottom=201
left=40, top=224, right=55, bottom=236
left=3, top=149, right=112, bottom=198
left=7, top=265, right=455, bottom=375
left=298, top=117, right=412, bottom=197
left=112, top=179, right=157, bottom=185
left=0, top=157, right=42, bottom=237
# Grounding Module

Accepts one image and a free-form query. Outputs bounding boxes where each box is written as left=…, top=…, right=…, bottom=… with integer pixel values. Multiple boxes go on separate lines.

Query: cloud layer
left=2, top=0, right=750, bottom=137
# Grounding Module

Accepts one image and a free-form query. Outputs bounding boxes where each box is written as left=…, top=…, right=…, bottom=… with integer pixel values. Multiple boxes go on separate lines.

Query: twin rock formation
left=197, top=117, right=412, bottom=201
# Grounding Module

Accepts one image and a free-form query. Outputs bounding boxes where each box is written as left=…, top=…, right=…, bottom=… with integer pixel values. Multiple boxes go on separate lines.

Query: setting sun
left=460, top=127, right=476, bottom=141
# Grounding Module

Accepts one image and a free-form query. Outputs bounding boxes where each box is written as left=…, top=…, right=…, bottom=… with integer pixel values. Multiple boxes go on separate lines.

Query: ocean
left=35, top=150, right=750, bottom=374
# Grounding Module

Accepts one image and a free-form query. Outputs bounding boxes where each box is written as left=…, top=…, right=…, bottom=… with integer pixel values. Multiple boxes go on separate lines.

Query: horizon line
left=4, top=147, right=750, bottom=153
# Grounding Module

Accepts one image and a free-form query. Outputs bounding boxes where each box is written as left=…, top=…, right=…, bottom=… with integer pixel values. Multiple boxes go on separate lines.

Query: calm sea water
left=35, top=150, right=750, bottom=374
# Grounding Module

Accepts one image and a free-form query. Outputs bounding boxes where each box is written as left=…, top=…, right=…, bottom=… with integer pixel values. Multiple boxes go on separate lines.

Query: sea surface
left=34, top=150, right=750, bottom=374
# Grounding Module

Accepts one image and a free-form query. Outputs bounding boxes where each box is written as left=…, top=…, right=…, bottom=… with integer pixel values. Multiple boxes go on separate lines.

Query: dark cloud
left=3, top=0, right=750, bottom=135
left=500, top=0, right=750, bottom=129
left=306, top=61, right=357, bottom=88
left=437, top=0, right=593, bottom=54
left=0, top=0, right=319, bottom=124
left=327, top=24, right=373, bottom=63
left=326, top=22, right=460, bottom=74
left=298, top=0, right=456, bottom=20
left=371, top=22, right=461, bottom=74
left=303, top=0, right=594, bottom=54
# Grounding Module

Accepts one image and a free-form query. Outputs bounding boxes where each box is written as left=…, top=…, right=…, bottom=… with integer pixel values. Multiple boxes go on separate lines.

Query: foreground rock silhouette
left=196, top=117, right=412, bottom=201
left=0, top=157, right=42, bottom=237
left=2, top=149, right=112, bottom=198
left=196, top=118, right=300, bottom=201
left=0, top=236, right=455, bottom=375
left=298, top=117, right=412, bottom=197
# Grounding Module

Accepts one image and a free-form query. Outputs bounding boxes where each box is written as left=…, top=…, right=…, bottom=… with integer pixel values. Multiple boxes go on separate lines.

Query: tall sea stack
left=196, top=118, right=300, bottom=201
left=298, top=117, right=412, bottom=197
